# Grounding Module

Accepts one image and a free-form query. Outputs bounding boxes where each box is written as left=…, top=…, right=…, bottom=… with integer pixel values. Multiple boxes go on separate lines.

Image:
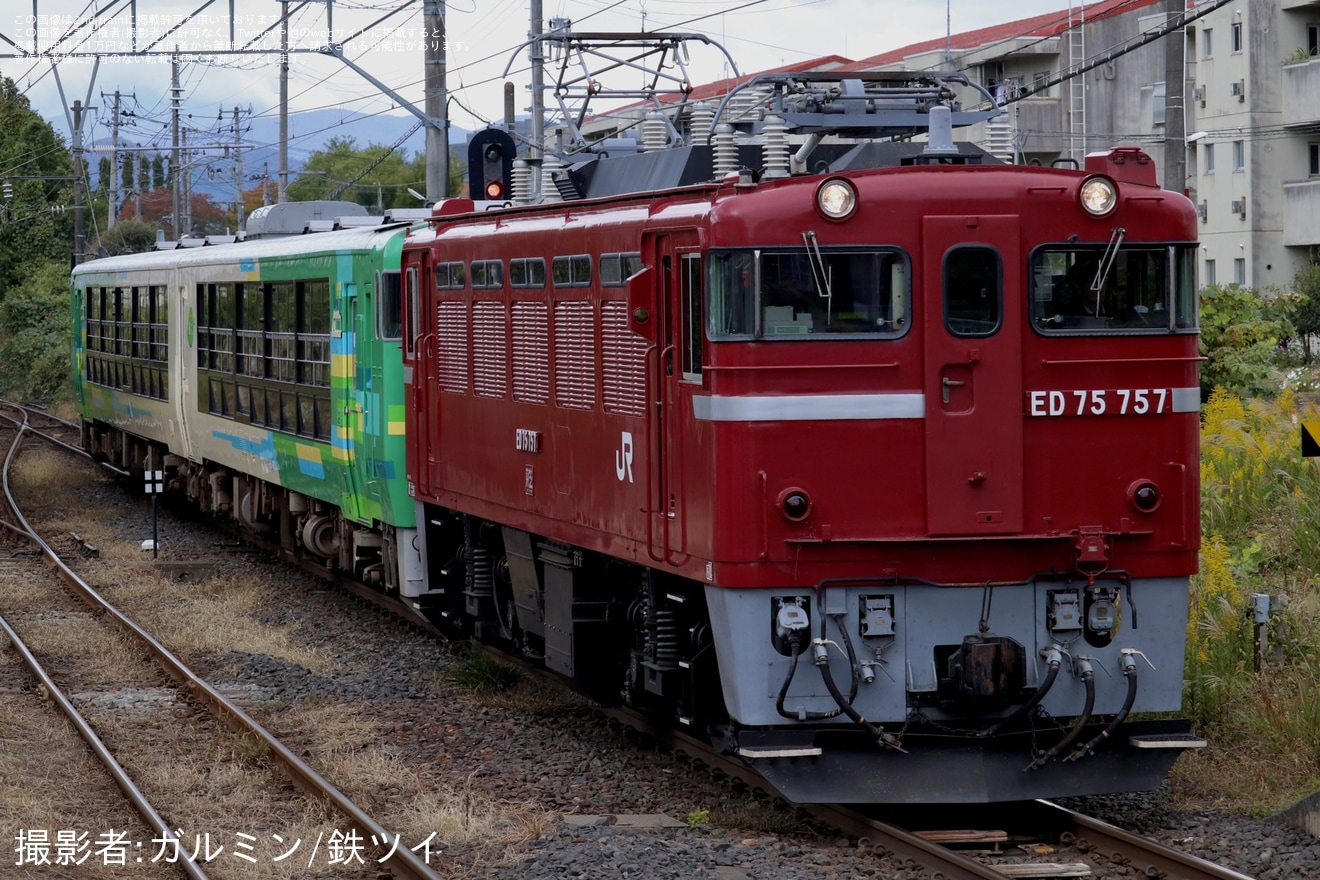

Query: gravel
left=21, top=455, right=1320, bottom=879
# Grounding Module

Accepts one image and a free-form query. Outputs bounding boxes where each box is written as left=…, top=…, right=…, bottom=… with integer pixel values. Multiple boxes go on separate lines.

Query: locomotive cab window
left=378, top=270, right=403, bottom=340
left=1030, top=244, right=1199, bottom=334
left=944, top=247, right=1002, bottom=336
left=707, top=247, right=909, bottom=340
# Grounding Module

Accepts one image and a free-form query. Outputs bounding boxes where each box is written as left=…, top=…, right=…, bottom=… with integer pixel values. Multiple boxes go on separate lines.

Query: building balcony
left=1283, top=57, right=1320, bottom=127
left=1284, top=178, right=1320, bottom=247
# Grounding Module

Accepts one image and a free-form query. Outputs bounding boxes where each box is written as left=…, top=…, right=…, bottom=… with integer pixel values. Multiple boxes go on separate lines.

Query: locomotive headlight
left=778, top=488, right=812, bottom=522
left=816, top=178, right=857, bottom=220
left=1079, top=175, right=1118, bottom=216
left=1127, top=479, right=1161, bottom=513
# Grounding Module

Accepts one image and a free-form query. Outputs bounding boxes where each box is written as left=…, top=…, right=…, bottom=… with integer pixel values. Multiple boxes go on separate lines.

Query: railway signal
left=467, top=129, right=515, bottom=201
left=144, top=468, right=163, bottom=559
left=1303, top=422, right=1320, bottom=457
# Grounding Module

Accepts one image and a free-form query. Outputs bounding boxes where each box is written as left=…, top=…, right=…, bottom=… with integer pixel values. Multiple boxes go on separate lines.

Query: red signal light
left=485, top=181, right=505, bottom=199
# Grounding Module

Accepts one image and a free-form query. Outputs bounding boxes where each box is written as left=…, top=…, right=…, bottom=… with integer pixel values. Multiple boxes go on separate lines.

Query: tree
left=1284, top=254, right=1320, bottom=362
left=152, top=153, right=166, bottom=190
left=117, top=186, right=232, bottom=238
left=0, top=259, right=72, bottom=401
left=1198, top=283, right=1299, bottom=399
left=96, top=218, right=158, bottom=255
left=286, top=136, right=428, bottom=211
left=0, top=77, right=75, bottom=298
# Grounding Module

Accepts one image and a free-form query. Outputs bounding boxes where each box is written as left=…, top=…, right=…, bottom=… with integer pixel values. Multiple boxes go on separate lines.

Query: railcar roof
left=71, top=223, right=411, bottom=279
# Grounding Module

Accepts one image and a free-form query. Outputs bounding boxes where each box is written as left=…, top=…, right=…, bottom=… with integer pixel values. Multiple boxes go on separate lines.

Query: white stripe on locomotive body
left=692, top=387, right=1201, bottom=422
left=692, top=393, right=926, bottom=421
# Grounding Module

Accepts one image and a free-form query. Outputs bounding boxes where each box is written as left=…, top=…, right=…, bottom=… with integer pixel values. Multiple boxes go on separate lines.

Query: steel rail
left=1029, top=800, right=1259, bottom=880
left=0, top=414, right=443, bottom=880
left=0, top=401, right=129, bottom=475
left=601, top=704, right=1011, bottom=879
left=0, top=419, right=212, bottom=880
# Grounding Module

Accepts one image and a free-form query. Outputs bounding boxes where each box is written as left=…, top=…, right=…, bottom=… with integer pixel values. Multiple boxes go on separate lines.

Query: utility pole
left=72, top=99, right=86, bottom=266
left=233, top=106, right=245, bottom=230
left=182, top=128, right=192, bottom=238
left=529, top=0, right=544, bottom=198
left=1163, top=0, right=1187, bottom=193
left=108, top=89, right=120, bottom=229
left=171, top=50, right=182, bottom=239
left=423, top=0, right=447, bottom=200
left=279, top=0, right=289, bottom=203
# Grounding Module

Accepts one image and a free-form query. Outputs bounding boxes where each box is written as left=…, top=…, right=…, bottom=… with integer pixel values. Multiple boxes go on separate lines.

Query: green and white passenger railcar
left=71, top=220, right=423, bottom=595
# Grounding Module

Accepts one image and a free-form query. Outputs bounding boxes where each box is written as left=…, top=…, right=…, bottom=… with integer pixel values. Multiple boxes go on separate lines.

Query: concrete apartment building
left=858, top=0, right=1319, bottom=292
left=576, top=0, right=1319, bottom=293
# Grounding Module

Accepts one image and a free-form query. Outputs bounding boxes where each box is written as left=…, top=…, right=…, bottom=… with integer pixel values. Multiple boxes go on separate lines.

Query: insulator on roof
left=512, top=158, right=532, bottom=206
left=688, top=102, right=715, bottom=147
left=712, top=123, right=739, bottom=180
left=642, top=110, right=668, bottom=152
left=761, top=114, right=790, bottom=179
left=540, top=154, right=564, bottom=204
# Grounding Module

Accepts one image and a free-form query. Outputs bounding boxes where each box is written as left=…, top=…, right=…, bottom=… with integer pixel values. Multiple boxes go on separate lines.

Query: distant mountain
left=91, top=109, right=474, bottom=198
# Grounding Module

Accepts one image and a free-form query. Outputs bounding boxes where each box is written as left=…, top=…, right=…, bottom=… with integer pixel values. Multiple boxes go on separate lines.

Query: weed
left=444, top=643, right=524, bottom=694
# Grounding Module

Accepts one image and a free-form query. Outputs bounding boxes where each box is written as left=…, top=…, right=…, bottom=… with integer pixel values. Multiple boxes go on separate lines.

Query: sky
left=1, top=0, right=1078, bottom=162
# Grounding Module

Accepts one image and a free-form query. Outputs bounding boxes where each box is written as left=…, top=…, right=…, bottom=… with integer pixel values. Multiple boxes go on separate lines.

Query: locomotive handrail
left=643, top=338, right=663, bottom=566
left=1040, top=355, right=1206, bottom=365
left=701, top=361, right=901, bottom=372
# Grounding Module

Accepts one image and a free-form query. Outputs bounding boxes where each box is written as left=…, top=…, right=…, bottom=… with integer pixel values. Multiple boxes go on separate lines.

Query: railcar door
left=403, top=259, right=442, bottom=492
left=337, top=286, right=365, bottom=514
left=921, top=215, right=1024, bottom=536
left=645, top=230, right=702, bottom=564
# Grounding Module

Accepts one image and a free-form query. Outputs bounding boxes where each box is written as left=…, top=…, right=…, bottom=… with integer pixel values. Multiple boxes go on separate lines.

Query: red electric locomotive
left=401, top=72, right=1203, bottom=803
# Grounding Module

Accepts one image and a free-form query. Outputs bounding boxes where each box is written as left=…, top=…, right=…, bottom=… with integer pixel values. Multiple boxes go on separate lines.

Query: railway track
left=1, top=401, right=1266, bottom=880
left=0, top=403, right=443, bottom=880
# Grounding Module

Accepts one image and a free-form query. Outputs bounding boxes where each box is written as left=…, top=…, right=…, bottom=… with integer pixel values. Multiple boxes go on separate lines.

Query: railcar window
left=83, top=283, right=169, bottom=402
left=238, top=283, right=266, bottom=378
left=151, top=286, right=168, bottom=361
left=707, top=248, right=909, bottom=340
left=194, top=277, right=331, bottom=440
left=600, top=252, right=643, bottom=286
left=944, top=247, right=1002, bottom=337
left=404, top=266, right=420, bottom=355
left=133, top=287, right=151, bottom=359
left=113, top=288, right=130, bottom=356
left=681, top=253, right=703, bottom=378
left=297, top=280, right=331, bottom=390
left=470, top=260, right=503, bottom=289
left=552, top=255, right=592, bottom=287
left=379, top=270, right=403, bottom=340
left=1030, top=244, right=1198, bottom=333
left=509, top=257, right=546, bottom=288
left=435, top=261, right=466, bottom=289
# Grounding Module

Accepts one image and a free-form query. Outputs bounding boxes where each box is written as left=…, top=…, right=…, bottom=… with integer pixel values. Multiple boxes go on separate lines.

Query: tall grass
left=1187, top=388, right=1320, bottom=805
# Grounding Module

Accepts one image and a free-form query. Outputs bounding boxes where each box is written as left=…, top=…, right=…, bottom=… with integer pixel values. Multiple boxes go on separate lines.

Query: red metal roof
left=841, top=0, right=1170, bottom=69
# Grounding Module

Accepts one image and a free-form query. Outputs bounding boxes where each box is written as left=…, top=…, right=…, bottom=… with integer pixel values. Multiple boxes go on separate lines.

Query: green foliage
left=0, top=260, right=73, bottom=402
left=97, top=219, right=159, bottom=255
left=685, top=807, right=711, bottom=827
left=1197, top=283, right=1298, bottom=399
left=444, top=643, right=524, bottom=694
left=0, top=77, right=76, bottom=296
left=286, top=136, right=430, bottom=211
left=1284, top=257, right=1320, bottom=363
left=1191, top=389, right=1320, bottom=794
